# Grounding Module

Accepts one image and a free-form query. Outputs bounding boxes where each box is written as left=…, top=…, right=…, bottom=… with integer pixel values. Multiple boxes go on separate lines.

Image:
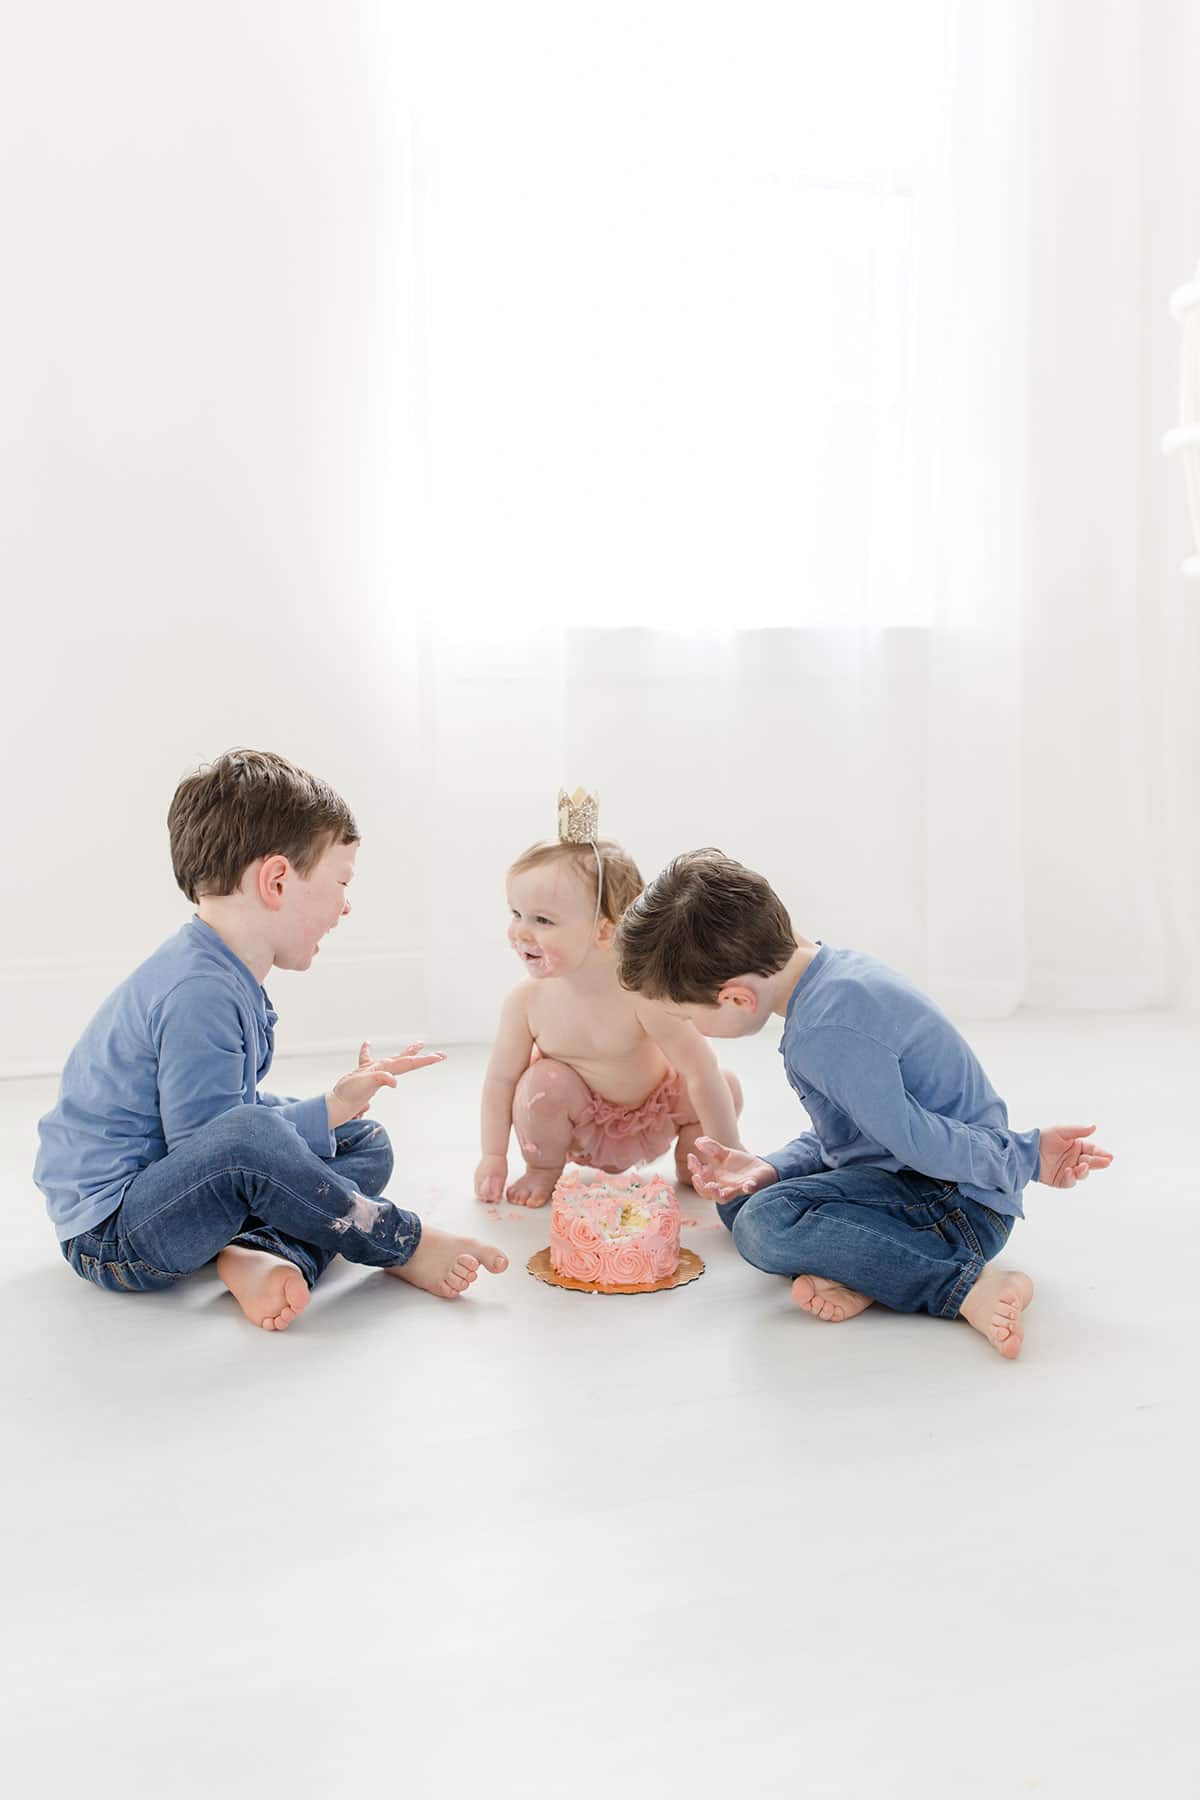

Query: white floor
left=2, top=1013, right=1197, bottom=1799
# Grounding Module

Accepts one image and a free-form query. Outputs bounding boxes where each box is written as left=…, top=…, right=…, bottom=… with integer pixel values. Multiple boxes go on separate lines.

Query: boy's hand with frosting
left=687, top=1137, right=779, bottom=1202
left=326, top=1040, right=446, bottom=1130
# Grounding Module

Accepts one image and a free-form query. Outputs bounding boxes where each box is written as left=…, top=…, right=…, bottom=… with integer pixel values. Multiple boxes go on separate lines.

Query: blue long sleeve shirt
left=34, top=918, right=333, bottom=1240
left=765, top=945, right=1040, bottom=1218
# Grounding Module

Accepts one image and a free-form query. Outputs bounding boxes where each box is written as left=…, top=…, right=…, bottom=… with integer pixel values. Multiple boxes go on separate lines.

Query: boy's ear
left=717, top=982, right=758, bottom=1013
left=596, top=917, right=616, bottom=948
left=256, top=855, right=290, bottom=911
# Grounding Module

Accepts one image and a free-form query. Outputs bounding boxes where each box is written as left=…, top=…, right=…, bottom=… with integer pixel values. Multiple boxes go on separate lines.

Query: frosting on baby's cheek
left=512, top=937, right=560, bottom=977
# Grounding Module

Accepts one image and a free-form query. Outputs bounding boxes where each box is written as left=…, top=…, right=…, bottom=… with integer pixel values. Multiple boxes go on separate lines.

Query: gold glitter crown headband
left=557, top=787, right=604, bottom=933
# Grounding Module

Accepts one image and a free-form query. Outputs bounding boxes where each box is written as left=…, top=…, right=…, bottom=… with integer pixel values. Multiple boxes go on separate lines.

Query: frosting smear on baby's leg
left=508, top=1058, right=592, bottom=1207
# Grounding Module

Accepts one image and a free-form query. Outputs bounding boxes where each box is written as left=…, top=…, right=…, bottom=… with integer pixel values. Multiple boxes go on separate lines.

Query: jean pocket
left=902, top=1177, right=960, bottom=1223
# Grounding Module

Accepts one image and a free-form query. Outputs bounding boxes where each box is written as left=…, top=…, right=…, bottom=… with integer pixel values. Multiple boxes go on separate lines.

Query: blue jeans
left=718, top=1167, right=1015, bottom=1317
left=60, top=1106, right=419, bottom=1294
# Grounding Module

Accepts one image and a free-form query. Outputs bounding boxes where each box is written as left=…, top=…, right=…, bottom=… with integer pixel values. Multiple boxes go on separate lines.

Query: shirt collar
left=187, top=917, right=276, bottom=1024
left=782, top=941, right=829, bottom=1030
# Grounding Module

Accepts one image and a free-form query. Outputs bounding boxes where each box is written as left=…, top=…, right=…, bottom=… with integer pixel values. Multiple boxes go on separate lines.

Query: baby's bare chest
left=527, top=989, right=648, bottom=1063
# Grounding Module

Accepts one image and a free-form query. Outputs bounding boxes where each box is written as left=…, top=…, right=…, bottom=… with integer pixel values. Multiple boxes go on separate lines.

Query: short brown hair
left=168, top=749, right=359, bottom=902
left=508, top=838, right=643, bottom=926
left=615, top=848, right=796, bottom=1002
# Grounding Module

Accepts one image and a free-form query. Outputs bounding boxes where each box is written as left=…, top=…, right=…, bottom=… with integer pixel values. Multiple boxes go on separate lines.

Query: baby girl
left=474, top=794, right=743, bottom=1208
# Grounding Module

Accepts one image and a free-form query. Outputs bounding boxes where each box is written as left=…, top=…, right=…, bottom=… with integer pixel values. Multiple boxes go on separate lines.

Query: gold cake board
left=527, top=1246, right=705, bottom=1295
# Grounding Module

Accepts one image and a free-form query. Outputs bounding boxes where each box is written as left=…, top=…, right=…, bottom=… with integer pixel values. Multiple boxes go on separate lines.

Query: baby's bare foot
left=217, top=1245, right=311, bottom=1332
left=385, top=1227, right=509, bottom=1299
left=791, top=1273, right=875, bottom=1322
left=959, top=1268, right=1034, bottom=1359
left=506, top=1168, right=560, bottom=1208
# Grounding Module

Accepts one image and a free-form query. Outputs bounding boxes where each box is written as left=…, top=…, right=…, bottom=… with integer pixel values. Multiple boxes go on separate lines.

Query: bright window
left=404, top=1, right=956, bottom=630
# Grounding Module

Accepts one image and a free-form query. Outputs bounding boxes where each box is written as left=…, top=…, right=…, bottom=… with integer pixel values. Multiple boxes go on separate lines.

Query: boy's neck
left=195, top=898, right=275, bottom=985
left=766, top=938, right=821, bottom=1018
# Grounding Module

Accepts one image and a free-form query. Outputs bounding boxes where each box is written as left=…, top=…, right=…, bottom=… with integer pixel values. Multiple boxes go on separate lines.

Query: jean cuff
left=941, top=1253, right=984, bottom=1319
left=231, top=1230, right=320, bottom=1289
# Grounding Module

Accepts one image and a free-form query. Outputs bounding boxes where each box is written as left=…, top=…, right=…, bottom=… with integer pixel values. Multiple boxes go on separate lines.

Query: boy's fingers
left=688, top=1156, right=717, bottom=1195
left=363, top=1072, right=396, bottom=1093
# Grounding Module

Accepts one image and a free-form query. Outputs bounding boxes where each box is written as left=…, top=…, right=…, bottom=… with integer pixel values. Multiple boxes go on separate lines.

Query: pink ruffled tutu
left=568, top=1068, right=690, bottom=1172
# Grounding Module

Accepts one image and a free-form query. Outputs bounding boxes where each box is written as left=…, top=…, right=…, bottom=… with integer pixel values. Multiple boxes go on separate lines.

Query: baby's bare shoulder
left=494, top=982, right=536, bottom=1036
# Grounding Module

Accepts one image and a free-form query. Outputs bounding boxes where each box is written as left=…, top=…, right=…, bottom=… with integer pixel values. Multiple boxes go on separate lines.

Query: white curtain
left=370, top=0, right=1196, bottom=1040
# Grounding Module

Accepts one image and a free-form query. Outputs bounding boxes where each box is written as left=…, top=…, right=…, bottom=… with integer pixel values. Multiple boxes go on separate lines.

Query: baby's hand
left=475, top=1155, right=507, bottom=1205
left=687, top=1137, right=778, bottom=1202
left=1038, top=1124, right=1113, bottom=1188
left=326, top=1040, right=446, bottom=1130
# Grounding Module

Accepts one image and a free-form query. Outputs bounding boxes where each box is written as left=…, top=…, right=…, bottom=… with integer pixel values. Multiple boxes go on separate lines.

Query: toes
left=479, top=1246, right=509, bottom=1273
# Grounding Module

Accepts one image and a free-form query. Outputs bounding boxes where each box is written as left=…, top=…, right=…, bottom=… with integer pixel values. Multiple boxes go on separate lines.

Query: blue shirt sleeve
left=806, top=1025, right=1040, bottom=1197
left=151, top=979, right=332, bottom=1157
left=258, top=1091, right=335, bottom=1156
left=764, top=1132, right=827, bottom=1182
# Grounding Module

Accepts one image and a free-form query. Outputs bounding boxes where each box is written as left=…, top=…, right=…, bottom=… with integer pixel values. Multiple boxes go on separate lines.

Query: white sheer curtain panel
left=367, top=0, right=1194, bottom=1039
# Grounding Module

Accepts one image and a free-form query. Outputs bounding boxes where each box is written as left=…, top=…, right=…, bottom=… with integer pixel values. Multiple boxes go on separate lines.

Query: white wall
left=1021, top=0, right=1199, bottom=1009
left=1140, top=0, right=1200, bottom=1010
left=2, top=3, right=1198, bottom=1075
left=0, top=3, right=426, bottom=1074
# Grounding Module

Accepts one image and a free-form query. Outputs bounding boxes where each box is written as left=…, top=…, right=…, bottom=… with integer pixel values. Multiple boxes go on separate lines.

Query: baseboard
left=0, top=945, right=428, bottom=1081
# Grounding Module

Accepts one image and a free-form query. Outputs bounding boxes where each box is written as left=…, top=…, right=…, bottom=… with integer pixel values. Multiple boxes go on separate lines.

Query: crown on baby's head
left=510, top=791, right=643, bottom=926
left=557, top=787, right=599, bottom=845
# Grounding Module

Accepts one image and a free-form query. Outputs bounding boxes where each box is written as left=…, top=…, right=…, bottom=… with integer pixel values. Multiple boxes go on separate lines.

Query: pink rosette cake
left=549, top=1171, right=680, bottom=1289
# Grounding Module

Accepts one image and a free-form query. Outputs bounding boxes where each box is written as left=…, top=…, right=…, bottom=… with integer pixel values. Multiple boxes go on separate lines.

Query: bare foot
left=506, top=1168, right=560, bottom=1208
left=385, top=1227, right=509, bottom=1299
left=217, top=1245, right=311, bottom=1332
left=959, top=1268, right=1035, bottom=1359
left=791, top=1273, right=875, bottom=1322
